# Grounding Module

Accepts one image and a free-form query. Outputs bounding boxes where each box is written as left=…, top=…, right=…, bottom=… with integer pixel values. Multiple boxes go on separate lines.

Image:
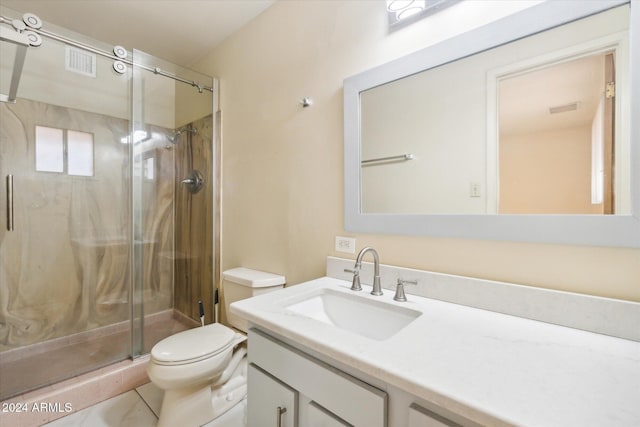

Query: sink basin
left=284, top=288, right=421, bottom=341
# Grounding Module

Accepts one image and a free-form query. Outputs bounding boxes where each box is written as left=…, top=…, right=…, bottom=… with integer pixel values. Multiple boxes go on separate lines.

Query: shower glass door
left=0, top=10, right=132, bottom=399
left=0, top=6, right=216, bottom=401
left=131, top=49, right=215, bottom=356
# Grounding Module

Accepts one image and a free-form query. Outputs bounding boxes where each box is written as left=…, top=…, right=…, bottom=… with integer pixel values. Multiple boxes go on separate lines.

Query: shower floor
left=0, top=310, right=195, bottom=401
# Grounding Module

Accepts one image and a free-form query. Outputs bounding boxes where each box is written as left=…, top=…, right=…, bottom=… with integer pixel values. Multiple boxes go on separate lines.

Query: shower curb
left=0, top=355, right=150, bottom=427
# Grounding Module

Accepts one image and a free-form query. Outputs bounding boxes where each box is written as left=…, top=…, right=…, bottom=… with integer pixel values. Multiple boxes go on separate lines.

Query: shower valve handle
left=180, top=170, right=204, bottom=194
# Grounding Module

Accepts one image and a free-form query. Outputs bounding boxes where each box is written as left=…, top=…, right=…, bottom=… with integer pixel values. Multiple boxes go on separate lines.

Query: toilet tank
left=222, top=267, right=285, bottom=332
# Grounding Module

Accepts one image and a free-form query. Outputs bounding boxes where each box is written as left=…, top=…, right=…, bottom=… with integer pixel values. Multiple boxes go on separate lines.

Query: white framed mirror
left=344, top=0, right=640, bottom=247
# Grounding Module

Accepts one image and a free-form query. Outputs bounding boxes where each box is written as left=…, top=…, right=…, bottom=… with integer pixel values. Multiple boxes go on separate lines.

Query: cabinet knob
left=276, top=406, right=287, bottom=427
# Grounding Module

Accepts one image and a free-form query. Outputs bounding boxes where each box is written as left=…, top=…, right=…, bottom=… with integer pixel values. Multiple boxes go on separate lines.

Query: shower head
left=167, top=126, right=197, bottom=144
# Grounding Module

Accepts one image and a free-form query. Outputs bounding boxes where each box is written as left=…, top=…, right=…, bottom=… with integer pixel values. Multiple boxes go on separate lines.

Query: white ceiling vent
left=549, top=102, right=580, bottom=115
left=65, top=46, right=96, bottom=78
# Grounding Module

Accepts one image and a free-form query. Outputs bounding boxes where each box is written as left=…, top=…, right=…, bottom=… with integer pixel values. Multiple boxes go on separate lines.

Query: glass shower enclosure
left=0, top=7, right=216, bottom=400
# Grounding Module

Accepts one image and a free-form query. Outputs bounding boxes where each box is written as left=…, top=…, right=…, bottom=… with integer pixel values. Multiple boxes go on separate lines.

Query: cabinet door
left=249, top=329, right=387, bottom=427
left=248, top=363, right=297, bottom=427
left=307, top=401, right=353, bottom=427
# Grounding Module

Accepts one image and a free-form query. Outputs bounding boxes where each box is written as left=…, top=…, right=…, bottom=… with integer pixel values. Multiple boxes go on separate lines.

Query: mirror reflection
left=360, top=5, right=629, bottom=215
left=499, top=53, right=616, bottom=214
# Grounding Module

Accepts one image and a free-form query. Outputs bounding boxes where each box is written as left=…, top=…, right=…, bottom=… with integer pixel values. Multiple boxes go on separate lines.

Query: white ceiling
left=499, top=53, right=606, bottom=136
left=1, top=0, right=275, bottom=66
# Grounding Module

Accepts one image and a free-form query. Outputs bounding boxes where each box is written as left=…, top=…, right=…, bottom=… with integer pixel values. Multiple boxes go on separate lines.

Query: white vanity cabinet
left=247, top=328, right=387, bottom=427
left=234, top=273, right=640, bottom=426
left=247, top=364, right=297, bottom=426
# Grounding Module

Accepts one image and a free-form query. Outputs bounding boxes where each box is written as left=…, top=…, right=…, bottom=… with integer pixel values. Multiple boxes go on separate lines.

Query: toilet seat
left=151, top=323, right=236, bottom=366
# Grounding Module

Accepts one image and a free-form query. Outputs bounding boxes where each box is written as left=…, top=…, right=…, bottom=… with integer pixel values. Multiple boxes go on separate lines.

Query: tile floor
left=43, top=382, right=246, bottom=427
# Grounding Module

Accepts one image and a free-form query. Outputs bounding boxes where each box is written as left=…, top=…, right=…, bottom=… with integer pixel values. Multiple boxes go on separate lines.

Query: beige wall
left=500, top=125, right=603, bottom=214
left=195, top=0, right=640, bottom=302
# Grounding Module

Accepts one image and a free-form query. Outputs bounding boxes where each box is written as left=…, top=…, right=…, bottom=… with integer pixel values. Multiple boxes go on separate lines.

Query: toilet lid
left=151, top=323, right=236, bottom=365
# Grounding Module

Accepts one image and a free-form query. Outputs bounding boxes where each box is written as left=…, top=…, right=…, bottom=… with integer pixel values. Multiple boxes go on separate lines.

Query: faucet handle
left=344, top=268, right=362, bottom=291
left=394, top=278, right=418, bottom=302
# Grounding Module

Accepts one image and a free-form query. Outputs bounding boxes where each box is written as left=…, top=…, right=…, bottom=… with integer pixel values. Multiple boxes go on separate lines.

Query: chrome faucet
left=344, top=247, right=383, bottom=296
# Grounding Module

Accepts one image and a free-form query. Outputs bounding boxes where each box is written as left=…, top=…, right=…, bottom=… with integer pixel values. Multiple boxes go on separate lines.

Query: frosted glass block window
left=34, top=126, right=94, bottom=177
left=67, top=130, right=94, bottom=176
left=35, top=126, right=64, bottom=173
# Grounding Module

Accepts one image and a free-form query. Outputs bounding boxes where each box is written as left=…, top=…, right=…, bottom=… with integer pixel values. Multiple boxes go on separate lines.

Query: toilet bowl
left=147, top=268, right=285, bottom=427
left=148, top=324, right=247, bottom=427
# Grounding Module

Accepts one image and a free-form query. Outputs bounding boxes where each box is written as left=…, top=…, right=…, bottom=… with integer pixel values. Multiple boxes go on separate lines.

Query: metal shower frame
left=0, top=11, right=214, bottom=104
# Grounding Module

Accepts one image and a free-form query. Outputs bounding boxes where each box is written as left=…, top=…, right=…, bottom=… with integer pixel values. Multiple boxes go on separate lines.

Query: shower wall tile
left=174, top=115, right=214, bottom=323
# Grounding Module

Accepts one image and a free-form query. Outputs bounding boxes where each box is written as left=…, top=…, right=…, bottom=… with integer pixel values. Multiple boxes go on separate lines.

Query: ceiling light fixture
left=387, top=0, right=425, bottom=19
left=386, top=0, right=459, bottom=29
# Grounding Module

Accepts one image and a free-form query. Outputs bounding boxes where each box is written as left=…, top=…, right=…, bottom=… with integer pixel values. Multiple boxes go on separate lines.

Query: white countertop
left=231, top=276, right=640, bottom=426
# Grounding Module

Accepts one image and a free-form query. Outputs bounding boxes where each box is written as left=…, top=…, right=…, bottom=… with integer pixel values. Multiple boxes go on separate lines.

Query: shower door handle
left=6, top=174, right=14, bottom=231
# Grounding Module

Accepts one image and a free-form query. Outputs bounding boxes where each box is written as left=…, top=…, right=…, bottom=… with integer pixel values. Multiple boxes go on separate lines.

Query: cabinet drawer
left=249, top=328, right=387, bottom=427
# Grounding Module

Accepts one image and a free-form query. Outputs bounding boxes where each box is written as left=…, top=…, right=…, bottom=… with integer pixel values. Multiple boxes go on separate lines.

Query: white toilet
left=147, top=268, right=285, bottom=427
